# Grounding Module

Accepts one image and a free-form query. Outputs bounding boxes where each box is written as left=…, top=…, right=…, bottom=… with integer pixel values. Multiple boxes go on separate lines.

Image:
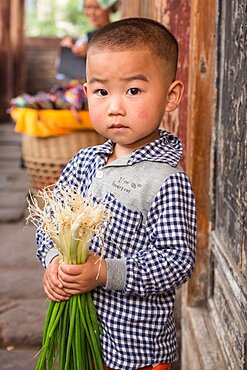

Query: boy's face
left=84, top=47, right=174, bottom=154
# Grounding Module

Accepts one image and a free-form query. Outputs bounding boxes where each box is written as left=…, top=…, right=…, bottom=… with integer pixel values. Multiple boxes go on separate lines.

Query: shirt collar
left=94, top=130, right=182, bottom=167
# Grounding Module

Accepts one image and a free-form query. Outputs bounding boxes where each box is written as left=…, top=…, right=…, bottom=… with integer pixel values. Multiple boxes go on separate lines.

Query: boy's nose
left=107, top=98, right=125, bottom=116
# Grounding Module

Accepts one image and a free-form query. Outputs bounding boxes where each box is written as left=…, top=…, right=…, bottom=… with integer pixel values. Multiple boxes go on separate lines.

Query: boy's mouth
left=110, top=124, right=128, bottom=129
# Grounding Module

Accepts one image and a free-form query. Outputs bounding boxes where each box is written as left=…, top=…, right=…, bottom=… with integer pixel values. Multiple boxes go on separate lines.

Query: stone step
left=0, top=348, right=39, bottom=370
left=0, top=169, right=29, bottom=192
left=0, top=192, right=28, bottom=222
left=0, top=299, right=46, bottom=347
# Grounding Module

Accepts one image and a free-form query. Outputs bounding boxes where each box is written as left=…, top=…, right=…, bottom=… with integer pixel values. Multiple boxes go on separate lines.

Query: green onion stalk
left=27, top=184, right=110, bottom=370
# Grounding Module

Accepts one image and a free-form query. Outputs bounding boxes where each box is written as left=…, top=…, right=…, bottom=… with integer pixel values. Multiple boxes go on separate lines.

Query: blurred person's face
left=84, top=0, right=111, bottom=29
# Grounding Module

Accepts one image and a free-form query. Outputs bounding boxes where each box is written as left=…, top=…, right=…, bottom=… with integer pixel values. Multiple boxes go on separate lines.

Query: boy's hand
left=58, top=253, right=107, bottom=295
left=43, top=256, right=70, bottom=302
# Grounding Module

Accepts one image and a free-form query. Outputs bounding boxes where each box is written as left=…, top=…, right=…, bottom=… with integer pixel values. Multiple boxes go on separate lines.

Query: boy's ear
left=83, top=83, right=88, bottom=96
left=165, top=80, right=184, bottom=112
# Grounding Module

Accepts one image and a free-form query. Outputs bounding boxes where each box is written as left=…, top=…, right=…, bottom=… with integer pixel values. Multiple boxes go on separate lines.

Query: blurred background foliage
left=25, top=0, right=92, bottom=37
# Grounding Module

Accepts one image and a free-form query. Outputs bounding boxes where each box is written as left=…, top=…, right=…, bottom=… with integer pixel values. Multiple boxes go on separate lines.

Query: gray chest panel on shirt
left=89, top=159, right=183, bottom=219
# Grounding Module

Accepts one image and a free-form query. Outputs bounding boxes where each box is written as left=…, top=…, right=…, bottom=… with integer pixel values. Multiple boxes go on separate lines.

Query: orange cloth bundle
left=11, top=108, right=93, bottom=137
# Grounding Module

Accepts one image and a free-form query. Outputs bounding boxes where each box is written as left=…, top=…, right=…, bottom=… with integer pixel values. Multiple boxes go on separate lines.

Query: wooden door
left=208, top=0, right=247, bottom=368
left=182, top=0, right=247, bottom=369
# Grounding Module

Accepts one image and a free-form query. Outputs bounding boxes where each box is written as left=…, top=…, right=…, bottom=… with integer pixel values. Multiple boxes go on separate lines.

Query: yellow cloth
left=11, top=108, right=93, bottom=137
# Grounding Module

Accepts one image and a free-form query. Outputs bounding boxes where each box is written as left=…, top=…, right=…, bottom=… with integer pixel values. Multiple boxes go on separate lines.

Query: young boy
left=37, top=18, right=196, bottom=370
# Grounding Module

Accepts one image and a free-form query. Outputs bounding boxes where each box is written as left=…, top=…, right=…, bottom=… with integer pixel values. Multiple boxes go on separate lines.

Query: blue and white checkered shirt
left=36, top=130, right=196, bottom=369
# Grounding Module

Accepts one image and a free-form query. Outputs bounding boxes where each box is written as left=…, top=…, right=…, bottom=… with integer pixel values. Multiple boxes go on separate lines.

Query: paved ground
left=0, top=122, right=46, bottom=369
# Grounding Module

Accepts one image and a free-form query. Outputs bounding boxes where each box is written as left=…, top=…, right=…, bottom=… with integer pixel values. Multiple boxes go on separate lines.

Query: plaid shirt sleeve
left=36, top=228, right=58, bottom=268
left=123, top=172, right=196, bottom=296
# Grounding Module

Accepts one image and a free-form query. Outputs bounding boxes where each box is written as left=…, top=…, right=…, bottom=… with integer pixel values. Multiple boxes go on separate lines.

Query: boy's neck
left=107, top=144, right=131, bottom=164
left=107, top=131, right=161, bottom=164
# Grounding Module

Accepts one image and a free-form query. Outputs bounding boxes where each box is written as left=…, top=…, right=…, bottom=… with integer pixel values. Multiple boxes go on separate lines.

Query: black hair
left=88, top=17, right=179, bottom=79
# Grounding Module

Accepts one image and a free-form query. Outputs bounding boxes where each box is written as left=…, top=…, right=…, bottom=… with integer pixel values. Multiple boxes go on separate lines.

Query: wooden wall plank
left=185, top=0, right=216, bottom=306
left=10, top=0, right=25, bottom=96
left=0, top=0, right=13, bottom=120
left=154, top=0, right=190, bottom=168
left=24, top=38, right=61, bottom=94
left=121, top=0, right=141, bottom=17
left=0, top=0, right=24, bottom=120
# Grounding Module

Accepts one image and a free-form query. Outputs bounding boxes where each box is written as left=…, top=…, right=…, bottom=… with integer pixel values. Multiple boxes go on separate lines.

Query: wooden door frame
left=181, top=0, right=228, bottom=368
left=185, top=0, right=217, bottom=307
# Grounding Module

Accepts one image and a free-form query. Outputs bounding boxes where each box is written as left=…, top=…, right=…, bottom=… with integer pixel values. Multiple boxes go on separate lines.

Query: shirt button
left=96, top=170, right=103, bottom=179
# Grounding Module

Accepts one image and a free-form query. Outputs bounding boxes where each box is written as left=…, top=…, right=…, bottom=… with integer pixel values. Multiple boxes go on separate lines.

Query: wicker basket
left=22, top=130, right=105, bottom=192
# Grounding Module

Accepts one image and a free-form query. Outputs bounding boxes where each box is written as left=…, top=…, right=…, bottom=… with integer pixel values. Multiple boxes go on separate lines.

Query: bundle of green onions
left=27, top=184, right=110, bottom=370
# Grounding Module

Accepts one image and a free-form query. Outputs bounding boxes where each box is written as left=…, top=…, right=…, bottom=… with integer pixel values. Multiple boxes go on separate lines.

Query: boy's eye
left=96, top=89, right=108, bottom=96
left=127, top=88, right=140, bottom=95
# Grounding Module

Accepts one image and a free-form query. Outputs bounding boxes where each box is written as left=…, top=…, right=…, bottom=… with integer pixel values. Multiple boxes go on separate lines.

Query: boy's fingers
left=45, top=291, right=69, bottom=302
left=50, top=274, right=63, bottom=288
left=44, top=272, right=62, bottom=289
left=44, top=283, right=70, bottom=301
left=63, top=287, right=81, bottom=295
left=60, top=280, right=81, bottom=290
left=43, top=273, right=68, bottom=296
left=58, top=271, right=79, bottom=284
left=59, top=263, right=81, bottom=276
left=44, top=285, right=60, bottom=302
left=45, top=279, right=67, bottom=296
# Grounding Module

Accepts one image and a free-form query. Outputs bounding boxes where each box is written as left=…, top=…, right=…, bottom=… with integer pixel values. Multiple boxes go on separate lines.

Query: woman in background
left=61, top=0, right=120, bottom=57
